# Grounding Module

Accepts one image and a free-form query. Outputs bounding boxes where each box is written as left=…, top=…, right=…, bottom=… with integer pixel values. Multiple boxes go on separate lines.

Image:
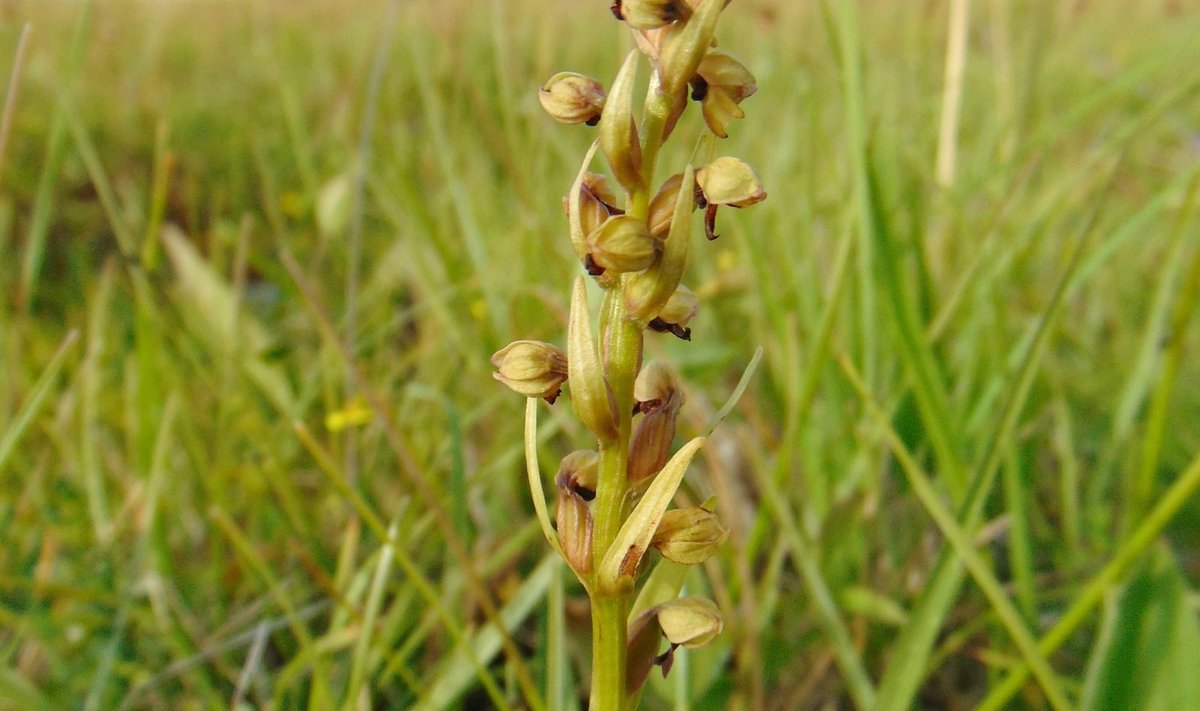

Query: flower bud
left=650, top=506, right=728, bottom=564
left=613, top=0, right=692, bottom=30
left=490, top=340, right=568, bottom=402
left=697, top=157, right=767, bottom=207
left=538, top=72, right=607, bottom=125
left=588, top=215, right=659, bottom=274
left=648, top=284, right=699, bottom=340
left=647, top=173, right=687, bottom=238
left=693, top=49, right=756, bottom=138
left=696, top=157, right=767, bottom=240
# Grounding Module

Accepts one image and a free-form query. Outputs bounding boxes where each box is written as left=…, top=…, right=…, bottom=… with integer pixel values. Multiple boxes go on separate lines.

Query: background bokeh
left=2, top=1, right=1200, bottom=708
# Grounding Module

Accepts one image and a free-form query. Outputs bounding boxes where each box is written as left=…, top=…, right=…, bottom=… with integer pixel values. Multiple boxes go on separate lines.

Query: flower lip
left=556, top=450, right=600, bottom=501
left=648, top=285, right=699, bottom=340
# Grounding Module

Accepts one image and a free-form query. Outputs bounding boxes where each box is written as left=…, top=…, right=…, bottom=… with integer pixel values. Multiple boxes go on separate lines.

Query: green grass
left=2, top=0, right=1200, bottom=708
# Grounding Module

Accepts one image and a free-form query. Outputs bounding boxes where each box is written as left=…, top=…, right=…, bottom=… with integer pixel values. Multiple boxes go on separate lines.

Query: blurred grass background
left=2, top=0, right=1200, bottom=708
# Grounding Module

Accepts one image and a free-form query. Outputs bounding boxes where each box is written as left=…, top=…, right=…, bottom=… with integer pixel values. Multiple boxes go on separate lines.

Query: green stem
left=590, top=593, right=630, bottom=710
left=590, top=301, right=641, bottom=710
left=589, top=53, right=669, bottom=711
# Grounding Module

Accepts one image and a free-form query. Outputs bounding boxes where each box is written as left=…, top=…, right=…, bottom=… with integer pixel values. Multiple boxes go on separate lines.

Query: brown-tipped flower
left=588, top=215, right=659, bottom=274
left=556, top=486, right=593, bottom=574
left=555, top=449, right=600, bottom=499
left=647, top=173, right=688, bottom=238
left=651, top=506, right=728, bottom=564
left=564, top=172, right=623, bottom=245
left=613, top=0, right=692, bottom=30
left=490, top=340, right=568, bottom=403
left=657, top=596, right=724, bottom=648
left=696, top=156, right=767, bottom=240
left=555, top=450, right=599, bottom=574
left=626, top=595, right=724, bottom=692
left=539, top=72, right=607, bottom=125
left=633, top=360, right=681, bottom=411
left=628, top=362, right=684, bottom=483
left=648, top=284, right=699, bottom=340
left=692, top=49, right=756, bottom=138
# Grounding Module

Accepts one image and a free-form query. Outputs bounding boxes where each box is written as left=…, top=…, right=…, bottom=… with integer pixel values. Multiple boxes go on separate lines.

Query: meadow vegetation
left=2, top=1, right=1200, bottom=708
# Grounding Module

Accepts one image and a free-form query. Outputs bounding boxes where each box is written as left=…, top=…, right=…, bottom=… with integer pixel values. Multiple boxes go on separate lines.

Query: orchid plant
left=491, top=1, right=765, bottom=707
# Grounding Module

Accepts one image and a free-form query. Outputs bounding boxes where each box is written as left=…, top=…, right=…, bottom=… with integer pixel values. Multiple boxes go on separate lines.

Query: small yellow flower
left=325, top=397, right=372, bottom=432
left=279, top=191, right=305, bottom=219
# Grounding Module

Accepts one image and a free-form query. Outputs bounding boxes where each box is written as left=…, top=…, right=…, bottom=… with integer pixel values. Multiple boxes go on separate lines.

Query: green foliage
left=1082, top=547, right=1200, bottom=711
left=0, top=1, right=1199, bottom=708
